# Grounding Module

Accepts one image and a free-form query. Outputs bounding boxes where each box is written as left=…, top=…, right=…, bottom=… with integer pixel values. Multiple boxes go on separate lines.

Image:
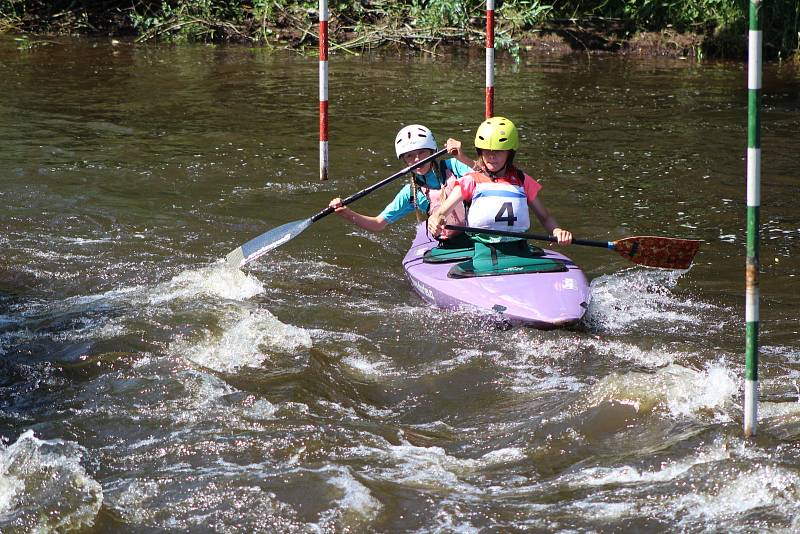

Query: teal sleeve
left=378, top=184, right=430, bottom=224
left=445, top=158, right=472, bottom=178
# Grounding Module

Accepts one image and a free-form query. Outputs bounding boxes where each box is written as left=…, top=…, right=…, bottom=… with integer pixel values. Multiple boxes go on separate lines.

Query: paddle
left=226, top=148, right=448, bottom=268
left=445, top=225, right=701, bottom=270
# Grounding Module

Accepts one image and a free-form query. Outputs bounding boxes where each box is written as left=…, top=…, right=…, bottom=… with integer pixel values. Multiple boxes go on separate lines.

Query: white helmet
left=394, top=124, right=437, bottom=159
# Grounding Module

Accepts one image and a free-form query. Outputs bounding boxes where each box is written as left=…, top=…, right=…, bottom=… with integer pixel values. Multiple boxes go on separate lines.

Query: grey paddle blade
left=225, top=217, right=313, bottom=269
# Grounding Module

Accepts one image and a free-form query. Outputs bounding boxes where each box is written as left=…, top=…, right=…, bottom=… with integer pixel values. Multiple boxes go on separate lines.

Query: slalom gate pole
left=319, top=0, right=329, bottom=181
left=485, top=0, right=495, bottom=118
left=744, top=0, right=762, bottom=437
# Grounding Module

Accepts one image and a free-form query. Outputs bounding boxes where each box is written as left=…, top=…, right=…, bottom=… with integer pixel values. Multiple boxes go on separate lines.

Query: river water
left=1, top=36, right=799, bottom=532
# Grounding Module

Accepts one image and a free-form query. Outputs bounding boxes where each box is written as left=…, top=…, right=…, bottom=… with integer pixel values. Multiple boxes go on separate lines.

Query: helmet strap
left=476, top=149, right=515, bottom=180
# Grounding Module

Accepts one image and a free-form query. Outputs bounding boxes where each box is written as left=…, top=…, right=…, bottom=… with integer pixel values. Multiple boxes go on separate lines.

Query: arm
left=329, top=198, right=388, bottom=232
left=529, top=196, right=572, bottom=245
left=427, top=185, right=464, bottom=236
left=445, top=138, right=476, bottom=169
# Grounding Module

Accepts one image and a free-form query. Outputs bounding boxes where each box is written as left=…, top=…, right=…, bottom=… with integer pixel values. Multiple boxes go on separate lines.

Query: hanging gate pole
left=319, top=0, right=329, bottom=181
left=485, top=0, right=495, bottom=118
left=744, top=0, right=762, bottom=437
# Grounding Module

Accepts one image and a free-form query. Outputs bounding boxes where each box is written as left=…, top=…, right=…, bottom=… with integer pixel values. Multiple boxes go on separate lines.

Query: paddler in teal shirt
left=328, top=125, right=475, bottom=246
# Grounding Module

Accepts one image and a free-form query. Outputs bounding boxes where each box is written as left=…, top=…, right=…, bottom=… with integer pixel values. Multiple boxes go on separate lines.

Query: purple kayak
left=402, top=223, right=591, bottom=328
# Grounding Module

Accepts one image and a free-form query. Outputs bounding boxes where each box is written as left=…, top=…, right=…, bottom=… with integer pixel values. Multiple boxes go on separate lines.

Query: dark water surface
left=1, top=36, right=799, bottom=532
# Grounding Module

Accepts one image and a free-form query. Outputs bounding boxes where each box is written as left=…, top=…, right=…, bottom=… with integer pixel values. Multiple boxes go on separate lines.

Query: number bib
left=467, top=181, right=530, bottom=240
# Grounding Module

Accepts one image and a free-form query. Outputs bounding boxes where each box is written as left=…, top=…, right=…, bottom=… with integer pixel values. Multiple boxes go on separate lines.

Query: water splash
left=566, top=441, right=731, bottom=488
left=350, top=439, right=525, bottom=494
left=149, top=263, right=264, bottom=304
left=584, top=268, right=722, bottom=336
left=318, top=467, right=382, bottom=528
left=170, top=307, right=312, bottom=373
left=670, top=464, right=800, bottom=529
left=584, top=361, right=737, bottom=420
left=0, top=430, right=102, bottom=531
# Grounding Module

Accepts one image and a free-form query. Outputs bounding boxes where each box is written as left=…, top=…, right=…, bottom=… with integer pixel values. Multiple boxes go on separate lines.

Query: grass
left=0, top=0, right=797, bottom=59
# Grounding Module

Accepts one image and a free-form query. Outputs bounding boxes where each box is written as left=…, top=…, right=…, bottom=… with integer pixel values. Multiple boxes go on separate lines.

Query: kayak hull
left=402, top=224, right=591, bottom=329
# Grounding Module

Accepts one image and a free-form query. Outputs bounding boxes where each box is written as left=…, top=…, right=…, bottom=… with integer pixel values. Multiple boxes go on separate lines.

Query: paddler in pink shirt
left=428, top=116, right=572, bottom=274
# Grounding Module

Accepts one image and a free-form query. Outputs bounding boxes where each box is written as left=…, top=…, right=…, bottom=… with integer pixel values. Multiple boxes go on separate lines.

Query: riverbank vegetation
left=1, top=0, right=798, bottom=60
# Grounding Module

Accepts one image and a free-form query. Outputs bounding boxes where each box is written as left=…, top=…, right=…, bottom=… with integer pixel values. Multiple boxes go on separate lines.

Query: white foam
left=763, top=344, right=800, bottom=364
left=424, top=505, right=482, bottom=534
left=760, top=400, right=800, bottom=420
left=671, top=465, right=800, bottom=526
left=492, top=336, right=588, bottom=394
left=480, top=447, right=526, bottom=465
left=585, top=362, right=737, bottom=420
left=586, top=338, right=678, bottom=368
left=326, top=467, right=382, bottom=521
left=584, top=268, right=721, bottom=335
left=50, top=316, right=127, bottom=343
left=342, top=354, right=396, bottom=378
left=149, top=263, right=264, bottom=305
left=0, top=430, right=102, bottom=530
left=568, top=443, right=730, bottom=488
left=0, top=465, right=24, bottom=516
left=671, top=364, right=737, bottom=418
left=417, top=349, right=489, bottom=377
left=59, top=236, right=115, bottom=245
left=109, top=479, right=159, bottom=524
left=307, top=328, right=373, bottom=346
left=382, top=445, right=472, bottom=488
left=244, top=399, right=278, bottom=420
left=351, top=440, right=526, bottom=494
left=162, top=371, right=235, bottom=425
left=172, top=307, right=311, bottom=373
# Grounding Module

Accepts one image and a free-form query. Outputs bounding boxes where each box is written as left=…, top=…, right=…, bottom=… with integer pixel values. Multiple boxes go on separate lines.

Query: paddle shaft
left=226, top=148, right=449, bottom=267
left=311, top=148, right=448, bottom=223
left=445, top=225, right=611, bottom=249
left=445, top=224, right=701, bottom=270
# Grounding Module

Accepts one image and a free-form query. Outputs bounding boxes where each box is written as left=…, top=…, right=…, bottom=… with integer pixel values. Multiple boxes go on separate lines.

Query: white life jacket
left=465, top=169, right=530, bottom=241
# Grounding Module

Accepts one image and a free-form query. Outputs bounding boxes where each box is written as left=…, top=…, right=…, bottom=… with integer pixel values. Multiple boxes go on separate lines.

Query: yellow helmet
left=474, top=116, right=519, bottom=151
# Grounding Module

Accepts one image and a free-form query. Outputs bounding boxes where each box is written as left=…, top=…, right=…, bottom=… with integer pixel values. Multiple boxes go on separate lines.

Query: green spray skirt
left=422, top=231, right=475, bottom=264
left=448, top=240, right=567, bottom=278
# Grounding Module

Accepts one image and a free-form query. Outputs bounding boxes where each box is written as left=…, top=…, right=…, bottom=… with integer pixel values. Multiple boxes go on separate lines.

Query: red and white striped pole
left=485, top=0, right=495, bottom=119
left=319, top=0, right=329, bottom=181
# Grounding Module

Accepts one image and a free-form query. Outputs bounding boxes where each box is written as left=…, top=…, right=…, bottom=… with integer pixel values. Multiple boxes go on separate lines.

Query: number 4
left=495, top=202, right=517, bottom=226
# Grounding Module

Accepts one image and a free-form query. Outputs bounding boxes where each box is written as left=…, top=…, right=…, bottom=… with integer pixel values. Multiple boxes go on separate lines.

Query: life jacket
left=415, top=160, right=468, bottom=241
left=464, top=167, right=531, bottom=242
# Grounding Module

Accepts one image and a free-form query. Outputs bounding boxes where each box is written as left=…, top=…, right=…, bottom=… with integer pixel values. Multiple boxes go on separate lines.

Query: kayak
left=402, top=223, right=591, bottom=328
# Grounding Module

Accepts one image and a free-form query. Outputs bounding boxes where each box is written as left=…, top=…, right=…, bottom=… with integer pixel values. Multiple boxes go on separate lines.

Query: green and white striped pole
left=744, top=0, right=762, bottom=437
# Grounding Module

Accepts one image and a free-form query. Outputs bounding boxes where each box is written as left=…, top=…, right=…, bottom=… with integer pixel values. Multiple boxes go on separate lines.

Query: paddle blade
left=225, top=218, right=313, bottom=269
left=611, top=236, right=701, bottom=270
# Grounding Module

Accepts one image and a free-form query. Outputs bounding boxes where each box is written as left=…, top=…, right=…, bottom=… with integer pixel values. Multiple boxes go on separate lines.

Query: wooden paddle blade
left=611, top=236, right=701, bottom=269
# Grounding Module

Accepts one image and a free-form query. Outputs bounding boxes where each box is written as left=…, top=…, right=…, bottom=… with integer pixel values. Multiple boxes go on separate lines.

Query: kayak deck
left=402, top=223, right=591, bottom=328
